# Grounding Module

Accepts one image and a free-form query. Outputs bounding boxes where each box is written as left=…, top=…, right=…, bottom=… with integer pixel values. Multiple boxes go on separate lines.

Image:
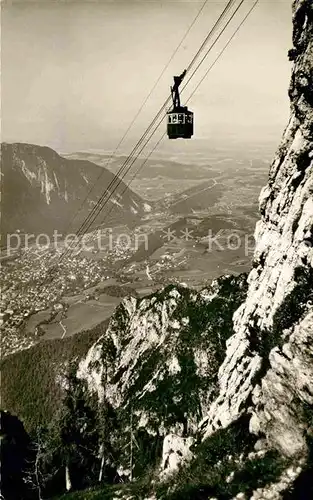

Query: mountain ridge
left=1, top=142, right=149, bottom=240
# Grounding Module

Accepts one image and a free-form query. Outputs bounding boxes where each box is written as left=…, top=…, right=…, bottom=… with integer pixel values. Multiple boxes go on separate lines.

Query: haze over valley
left=0, top=139, right=269, bottom=356
left=3, top=2, right=312, bottom=500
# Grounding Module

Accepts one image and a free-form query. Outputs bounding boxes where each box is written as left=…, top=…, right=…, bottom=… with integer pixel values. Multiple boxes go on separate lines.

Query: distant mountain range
left=1, top=143, right=150, bottom=241
left=63, top=151, right=217, bottom=181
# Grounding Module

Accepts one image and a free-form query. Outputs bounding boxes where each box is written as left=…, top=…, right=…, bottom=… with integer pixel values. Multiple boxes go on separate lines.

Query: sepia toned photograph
left=0, top=0, right=312, bottom=499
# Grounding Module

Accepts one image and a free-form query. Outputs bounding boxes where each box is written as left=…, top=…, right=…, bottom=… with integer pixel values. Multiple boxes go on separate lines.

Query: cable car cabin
left=167, top=106, right=194, bottom=139
left=167, top=69, right=194, bottom=139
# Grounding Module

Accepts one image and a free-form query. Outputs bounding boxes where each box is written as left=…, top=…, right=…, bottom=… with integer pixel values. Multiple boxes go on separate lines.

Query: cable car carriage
left=167, top=69, right=194, bottom=139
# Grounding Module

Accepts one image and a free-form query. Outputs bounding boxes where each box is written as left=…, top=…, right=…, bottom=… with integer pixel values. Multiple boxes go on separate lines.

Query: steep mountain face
left=77, top=0, right=313, bottom=495
left=199, top=0, right=313, bottom=460
left=1, top=143, right=148, bottom=239
left=77, top=275, right=248, bottom=478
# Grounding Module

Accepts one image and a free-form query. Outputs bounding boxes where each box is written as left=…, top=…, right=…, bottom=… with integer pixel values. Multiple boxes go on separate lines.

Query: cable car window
left=178, top=114, right=184, bottom=123
left=188, top=115, right=193, bottom=123
left=172, top=114, right=178, bottom=123
left=168, top=115, right=172, bottom=124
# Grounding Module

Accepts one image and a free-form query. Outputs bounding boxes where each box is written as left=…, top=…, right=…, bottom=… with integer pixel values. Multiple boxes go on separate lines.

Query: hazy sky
left=2, top=0, right=293, bottom=154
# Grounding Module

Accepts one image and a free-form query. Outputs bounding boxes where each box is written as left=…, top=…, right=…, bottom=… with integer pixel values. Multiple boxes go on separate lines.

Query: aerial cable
left=180, top=0, right=245, bottom=96
left=59, top=0, right=212, bottom=243
left=61, top=0, right=237, bottom=254
left=186, top=0, right=259, bottom=105
left=92, top=0, right=248, bottom=231
left=133, top=0, right=260, bottom=195
left=184, top=0, right=236, bottom=74
left=50, top=0, right=243, bottom=274
left=41, top=0, right=230, bottom=282
left=42, top=0, right=252, bottom=289
left=56, top=0, right=230, bottom=266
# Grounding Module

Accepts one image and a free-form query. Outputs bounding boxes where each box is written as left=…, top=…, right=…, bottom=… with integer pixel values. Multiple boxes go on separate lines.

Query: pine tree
left=97, top=400, right=118, bottom=484
left=31, top=362, right=101, bottom=496
left=55, top=362, right=100, bottom=490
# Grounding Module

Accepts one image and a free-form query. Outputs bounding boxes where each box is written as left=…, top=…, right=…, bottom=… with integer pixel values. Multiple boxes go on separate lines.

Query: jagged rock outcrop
left=200, top=0, right=313, bottom=466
